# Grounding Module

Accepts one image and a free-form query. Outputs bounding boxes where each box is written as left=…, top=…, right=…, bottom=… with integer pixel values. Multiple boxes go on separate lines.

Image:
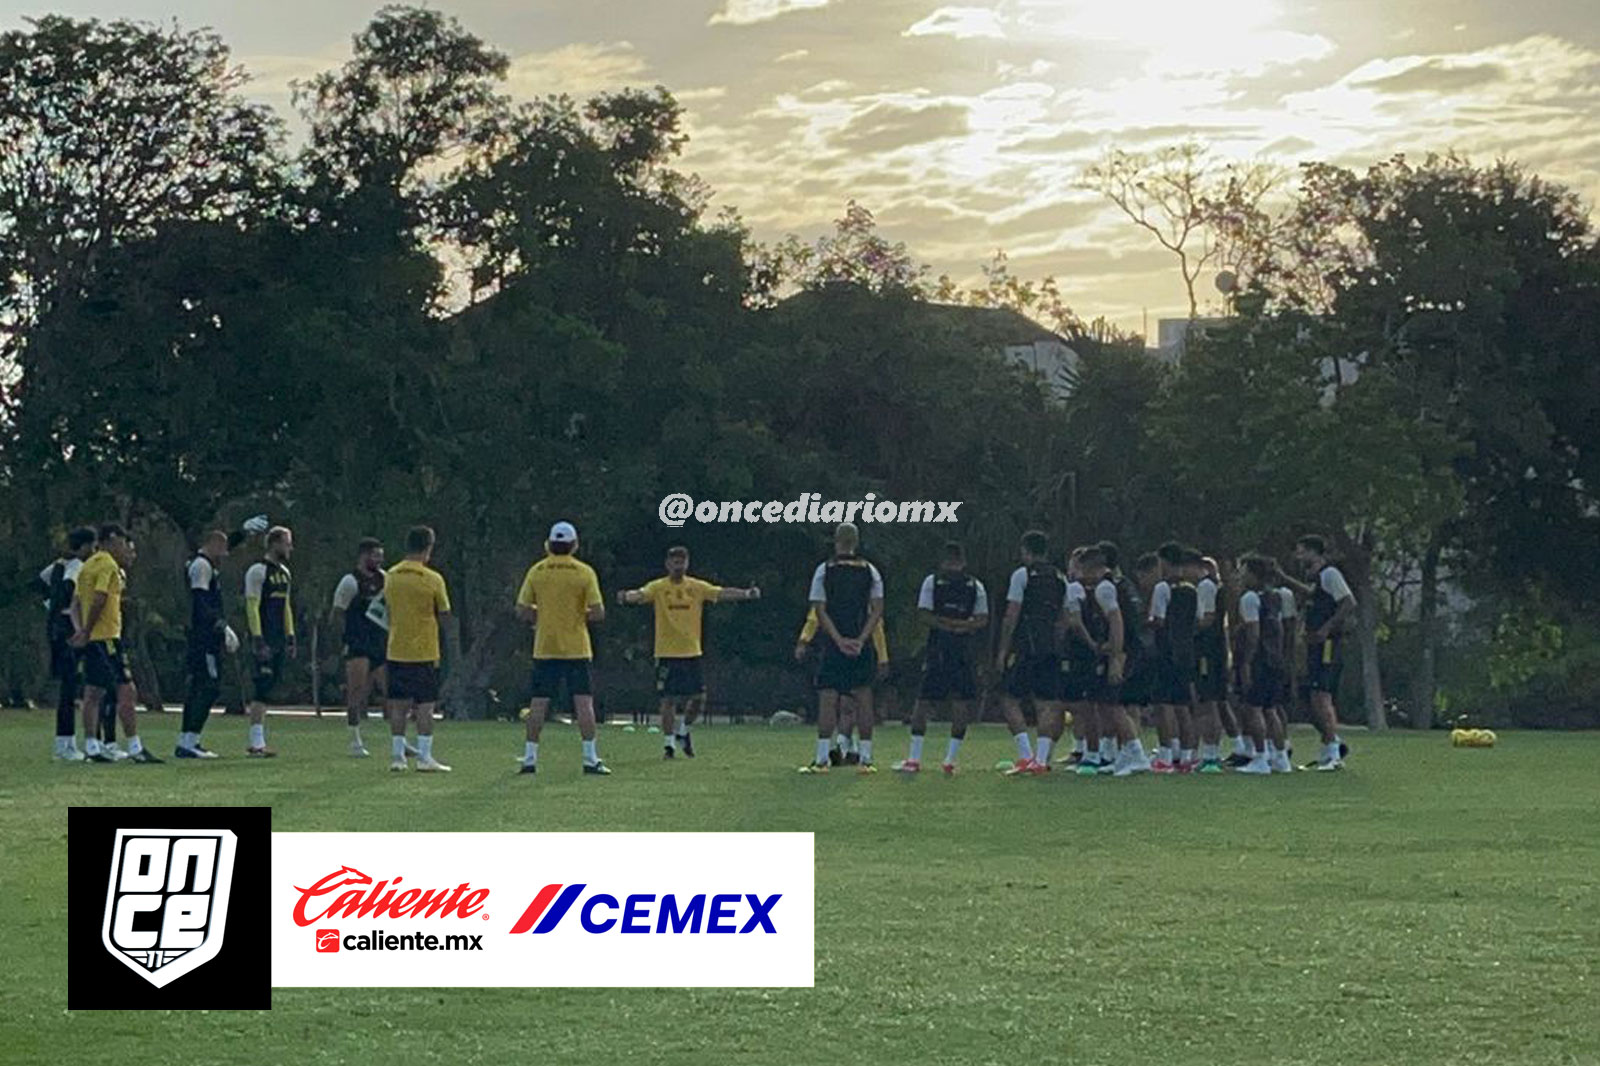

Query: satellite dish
left=1215, top=270, right=1238, bottom=295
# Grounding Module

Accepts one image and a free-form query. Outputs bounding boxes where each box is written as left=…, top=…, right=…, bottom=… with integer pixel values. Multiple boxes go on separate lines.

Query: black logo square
left=68, top=806, right=271, bottom=1009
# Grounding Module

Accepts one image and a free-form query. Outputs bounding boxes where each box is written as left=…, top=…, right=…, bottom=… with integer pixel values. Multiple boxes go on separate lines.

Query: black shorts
left=531, top=658, right=593, bottom=700
left=1120, top=660, right=1152, bottom=707
left=83, top=640, right=131, bottom=690
left=1242, top=664, right=1282, bottom=708
left=815, top=644, right=877, bottom=693
left=655, top=657, right=705, bottom=698
left=1195, top=651, right=1228, bottom=701
left=1004, top=653, right=1060, bottom=702
left=1306, top=638, right=1344, bottom=693
left=252, top=644, right=287, bottom=702
left=345, top=642, right=387, bottom=669
left=1059, top=655, right=1097, bottom=703
left=919, top=652, right=976, bottom=702
left=388, top=662, right=440, bottom=703
left=1155, top=657, right=1197, bottom=705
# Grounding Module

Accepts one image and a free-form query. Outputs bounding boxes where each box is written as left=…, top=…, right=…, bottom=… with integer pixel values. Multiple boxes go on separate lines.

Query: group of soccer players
left=794, top=524, right=1356, bottom=776
left=40, top=514, right=1356, bottom=779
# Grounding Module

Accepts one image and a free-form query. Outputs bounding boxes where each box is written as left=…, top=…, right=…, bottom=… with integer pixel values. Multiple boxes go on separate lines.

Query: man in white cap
left=515, top=521, right=609, bottom=775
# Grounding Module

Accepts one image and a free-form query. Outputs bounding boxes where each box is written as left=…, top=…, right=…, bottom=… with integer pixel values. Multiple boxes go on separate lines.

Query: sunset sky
left=6, top=0, right=1599, bottom=331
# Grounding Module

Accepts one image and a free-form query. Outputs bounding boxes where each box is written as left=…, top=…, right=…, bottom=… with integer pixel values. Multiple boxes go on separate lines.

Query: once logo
left=100, top=829, right=237, bottom=988
left=510, top=884, right=781, bottom=935
left=316, top=929, right=341, bottom=953
left=292, top=866, right=490, bottom=926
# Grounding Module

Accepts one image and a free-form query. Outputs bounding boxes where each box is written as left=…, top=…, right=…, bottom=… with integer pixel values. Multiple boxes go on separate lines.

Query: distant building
left=919, top=304, right=1081, bottom=400
left=1152, top=316, right=1229, bottom=364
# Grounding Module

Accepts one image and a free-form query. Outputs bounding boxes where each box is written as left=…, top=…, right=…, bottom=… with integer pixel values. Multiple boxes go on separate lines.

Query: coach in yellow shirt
left=71, top=524, right=157, bottom=763
left=617, top=545, right=760, bottom=759
left=384, top=525, right=454, bottom=773
left=515, top=521, right=608, bottom=776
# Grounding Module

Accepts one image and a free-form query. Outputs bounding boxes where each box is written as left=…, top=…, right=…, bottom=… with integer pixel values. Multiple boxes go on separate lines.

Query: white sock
left=350, top=725, right=363, bottom=743
left=1232, top=734, right=1249, bottom=756
left=815, top=738, right=830, bottom=765
left=1155, top=744, right=1171, bottom=762
left=85, top=737, right=101, bottom=756
left=1072, top=737, right=1086, bottom=755
left=907, top=734, right=924, bottom=762
left=833, top=732, right=849, bottom=752
left=848, top=736, right=860, bottom=755
left=945, top=737, right=962, bottom=764
left=1265, top=740, right=1279, bottom=756
left=582, top=738, right=598, bottom=765
left=1098, top=737, right=1114, bottom=762
left=858, top=739, right=873, bottom=763
left=1036, top=736, right=1054, bottom=764
left=524, top=741, right=538, bottom=764
left=127, top=735, right=143, bottom=756
left=418, top=735, right=433, bottom=760
left=1127, top=738, right=1145, bottom=760
left=1181, top=748, right=1195, bottom=764
left=393, top=735, right=407, bottom=759
left=1323, top=741, right=1340, bottom=762
left=1014, top=732, right=1034, bottom=760
left=249, top=724, right=265, bottom=748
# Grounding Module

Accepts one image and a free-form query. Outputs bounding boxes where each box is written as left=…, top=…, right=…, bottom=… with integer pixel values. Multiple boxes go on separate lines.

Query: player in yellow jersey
left=617, top=545, right=760, bottom=759
left=515, top=521, right=608, bottom=776
left=70, top=524, right=160, bottom=763
left=384, top=526, right=456, bottom=772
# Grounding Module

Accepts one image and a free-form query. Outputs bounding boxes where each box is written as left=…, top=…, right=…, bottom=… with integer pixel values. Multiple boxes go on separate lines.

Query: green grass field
left=1, top=711, right=1596, bottom=1066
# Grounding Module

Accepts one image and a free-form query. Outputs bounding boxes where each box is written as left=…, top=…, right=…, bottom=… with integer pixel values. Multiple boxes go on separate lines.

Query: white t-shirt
left=917, top=574, right=988, bottom=616
left=1005, top=566, right=1027, bottom=604
left=1094, top=579, right=1119, bottom=614
left=40, top=558, right=84, bottom=615
left=332, top=573, right=361, bottom=611
left=1278, top=588, right=1297, bottom=619
left=808, top=560, right=884, bottom=603
left=244, top=562, right=267, bottom=599
left=1197, top=577, right=1219, bottom=618
left=1149, top=580, right=1171, bottom=622
left=188, top=556, right=215, bottom=590
left=1240, top=589, right=1261, bottom=623
left=1065, top=580, right=1085, bottom=615
left=1320, top=566, right=1354, bottom=602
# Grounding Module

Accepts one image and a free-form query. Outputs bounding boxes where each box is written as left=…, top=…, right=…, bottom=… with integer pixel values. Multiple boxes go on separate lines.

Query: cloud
left=831, top=101, right=971, bottom=152
left=708, top=0, right=831, bottom=27
left=1356, top=59, right=1507, bottom=94
left=776, top=49, right=811, bottom=62
left=905, top=7, right=1007, bottom=41
left=505, top=42, right=649, bottom=99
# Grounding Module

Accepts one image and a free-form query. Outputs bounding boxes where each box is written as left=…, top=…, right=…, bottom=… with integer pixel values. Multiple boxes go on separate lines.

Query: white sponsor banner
left=271, top=832, right=813, bottom=988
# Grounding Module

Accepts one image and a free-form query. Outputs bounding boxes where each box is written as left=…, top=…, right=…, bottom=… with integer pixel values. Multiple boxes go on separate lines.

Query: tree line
left=2, top=7, right=1597, bottom=727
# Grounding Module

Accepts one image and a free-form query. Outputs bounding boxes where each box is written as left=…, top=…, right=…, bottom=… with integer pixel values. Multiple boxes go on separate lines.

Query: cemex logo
left=69, top=807, right=271, bottom=1009
left=510, top=884, right=782, bottom=935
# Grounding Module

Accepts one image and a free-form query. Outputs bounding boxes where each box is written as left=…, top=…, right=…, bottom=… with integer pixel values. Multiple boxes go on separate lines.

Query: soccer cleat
left=844, top=751, right=861, bottom=766
left=1028, top=760, right=1052, bottom=776
left=798, top=762, right=830, bottom=774
left=1270, top=752, right=1295, bottom=773
left=1097, top=760, right=1117, bottom=775
left=1149, top=758, right=1176, bottom=775
left=857, top=761, right=878, bottom=775
left=893, top=759, right=921, bottom=773
left=87, top=749, right=116, bottom=764
left=246, top=746, right=278, bottom=758
left=679, top=733, right=695, bottom=758
left=130, top=748, right=164, bottom=764
left=828, top=747, right=843, bottom=767
left=518, top=762, right=537, bottom=775
left=1237, top=758, right=1273, bottom=775
left=1339, top=741, right=1350, bottom=759
left=103, top=743, right=129, bottom=762
left=415, top=757, right=451, bottom=773
left=390, top=757, right=409, bottom=772
left=1003, top=758, right=1035, bottom=776
left=941, top=762, right=957, bottom=776
left=174, top=746, right=201, bottom=759
left=1313, top=758, right=1344, bottom=772
left=1055, top=751, right=1083, bottom=766
left=1226, top=752, right=1253, bottom=768
left=1076, top=760, right=1100, bottom=777
left=1114, top=758, right=1151, bottom=778
left=57, top=747, right=87, bottom=763
left=350, top=742, right=370, bottom=758
left=1198, top=759, right=1224, bottom=774
left=662, top=746, right=676, bottom=760
left=582, top=760, right=612, bottom=776
left=190, top=744, right=219, bottom=759
left=1174, top=759, right=1196, bottom=775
